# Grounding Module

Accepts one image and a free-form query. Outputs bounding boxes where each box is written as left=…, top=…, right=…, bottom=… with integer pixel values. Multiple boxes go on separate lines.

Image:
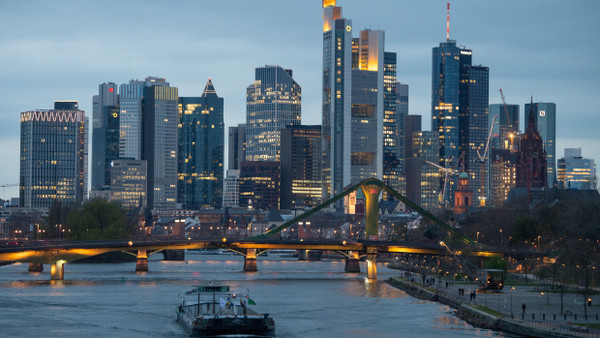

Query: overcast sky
left=1, top=0, right=599, bottom=200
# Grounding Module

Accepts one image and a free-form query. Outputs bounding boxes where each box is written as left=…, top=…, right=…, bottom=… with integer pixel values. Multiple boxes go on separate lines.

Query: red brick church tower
left=454, top=172, right=473, bottom=214
left=516, top=98, right=547, bottom=199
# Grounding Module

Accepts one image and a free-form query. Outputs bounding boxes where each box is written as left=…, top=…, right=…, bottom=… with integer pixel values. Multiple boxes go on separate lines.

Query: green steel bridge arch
left=249, top=177, right=475, bottom=247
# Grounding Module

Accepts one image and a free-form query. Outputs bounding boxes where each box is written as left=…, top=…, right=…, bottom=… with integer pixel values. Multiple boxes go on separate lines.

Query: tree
left=65, top=198, right=129, bottom=240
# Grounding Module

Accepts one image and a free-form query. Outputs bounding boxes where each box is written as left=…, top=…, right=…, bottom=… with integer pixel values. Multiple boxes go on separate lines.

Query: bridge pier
left=135, top=250, right=148, bottom=272
left=28, top=263, right=43, bottom=272
left=345, top=251, right=360, bottom=273
left=366, top=247, right=377, bottom=280
left=50, top=261, right=64, bottom=280
left=244, top=249, right=257, bottom=272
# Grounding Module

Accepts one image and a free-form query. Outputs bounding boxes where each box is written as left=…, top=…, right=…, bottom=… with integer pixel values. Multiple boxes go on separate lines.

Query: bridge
left=0, top=178, right=542, bottom=280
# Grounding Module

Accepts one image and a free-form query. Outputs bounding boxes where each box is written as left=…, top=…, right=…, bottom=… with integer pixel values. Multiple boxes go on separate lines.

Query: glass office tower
left=20, top=101, right=87, bottom=208
left=246, top=65, right=301, bottom=162
left=178, top=78, right=224, bottom=210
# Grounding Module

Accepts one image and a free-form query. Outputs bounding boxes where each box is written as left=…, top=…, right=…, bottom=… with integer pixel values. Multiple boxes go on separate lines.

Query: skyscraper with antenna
left=431, top=2, right=489, bottom=206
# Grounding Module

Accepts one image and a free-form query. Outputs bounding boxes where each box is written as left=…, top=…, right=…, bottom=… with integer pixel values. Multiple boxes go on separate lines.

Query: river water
left=0, top=252, right=506, bottom=337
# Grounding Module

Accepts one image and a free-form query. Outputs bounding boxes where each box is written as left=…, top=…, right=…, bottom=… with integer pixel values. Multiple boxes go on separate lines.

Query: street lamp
left=510, top=286, right=516, bottom=318
left=476, top=231, right=479, bottom=243
left=537, top=235, right=541, bottom=249
left=500, top=229, right=503, bottom=248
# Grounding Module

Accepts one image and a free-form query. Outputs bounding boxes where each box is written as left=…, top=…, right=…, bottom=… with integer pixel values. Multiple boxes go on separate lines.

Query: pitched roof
left=201, top=77, right=217, bottom=97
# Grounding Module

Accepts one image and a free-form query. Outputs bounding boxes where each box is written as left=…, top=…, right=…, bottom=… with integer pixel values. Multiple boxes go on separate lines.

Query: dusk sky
left=1, top=0, right=599, bottom=200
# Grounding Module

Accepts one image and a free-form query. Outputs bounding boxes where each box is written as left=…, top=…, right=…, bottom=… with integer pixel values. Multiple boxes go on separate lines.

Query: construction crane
left=425, top=160, right=459, bottom=206
left=477, top=114, right=497, bottom=162
left=499, top=88, right=512, bottom=126
left=499, top=88, right=516, bottom=150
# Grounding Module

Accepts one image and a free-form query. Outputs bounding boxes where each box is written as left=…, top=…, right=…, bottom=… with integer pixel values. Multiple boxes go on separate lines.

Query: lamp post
left=500, top=229, right=503, bottom=248
left=476, top=231, right=479, bottom=243
left=510, top=286, right=515, bottom=317
left=537, top=235, right=541, bottom=249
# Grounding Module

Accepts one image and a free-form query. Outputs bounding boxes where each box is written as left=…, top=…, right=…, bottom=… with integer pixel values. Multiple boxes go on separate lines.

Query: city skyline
left=1, top=0, right=599, bottom=199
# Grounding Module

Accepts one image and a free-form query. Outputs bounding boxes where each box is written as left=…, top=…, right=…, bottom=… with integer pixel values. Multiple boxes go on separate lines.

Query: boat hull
left=177, top=308, right=275, bottom=337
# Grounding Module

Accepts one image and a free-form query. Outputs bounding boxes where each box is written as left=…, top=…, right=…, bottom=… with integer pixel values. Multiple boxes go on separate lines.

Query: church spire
left=201, top=77, right=217, bottom=97
left=526, top=96, right=536, bottom=133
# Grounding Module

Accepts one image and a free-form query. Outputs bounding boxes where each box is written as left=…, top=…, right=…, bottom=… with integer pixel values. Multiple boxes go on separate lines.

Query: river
left=0, top=252, right=506, bottom=337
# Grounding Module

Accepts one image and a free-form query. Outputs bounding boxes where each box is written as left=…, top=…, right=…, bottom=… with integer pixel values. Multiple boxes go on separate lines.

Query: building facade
left=245, top=65, right=301, bottom=162
left=525, top=102, right=556, bottom=187
left=489, top=149, right=518, bottom=207
left=557, top=148, right=596, bottom=190
left=177, top=79, right=224, bottom=210
left=110, top=159, right=147, bottom=210
left=20, top=101, right=87, bottom=208
left=431, top=39, right=489, bottom=206
left=222, top=169, right=240, bottom=208
left=119, top=80, right=145, bottom=160
left=142, top=77, right=179, bottom=210
left=238, top=161, right=280, bottom=211
left=489, top=103, right=519, bottom=151
left=413, top=130, right=441, bottom=210
left=322, top=1, right=386, bottom=205
left=91, top=82, right=119, bottom=191
left=280, top=125, right=322, bottom=209
left=228, top=124, right=246, bottom=170
left=382, top=52, right=400, bottom=191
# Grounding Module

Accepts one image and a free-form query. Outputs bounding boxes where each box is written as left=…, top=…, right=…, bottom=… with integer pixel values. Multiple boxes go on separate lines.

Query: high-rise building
left=177, top=79, right=224, bottom=210
left=557, top=148, right=596, bottom=190
left=350, top=29, right=384, bottom=183
left=280, top=125, right=322, bottom=209
left=404, top=114, right=422, bottom=204
left=382, top=52, right=400, bottom=191
left=432, top=37, right=489, bottom=206
left=239, top=161, right=280, bottom=211
left=142, top=77, right=179, bottom=210
left=489, top=103, right=519, bottom=151
left=459, top=65, right=489, bottom=206
left=91, top=82, right=119, bottom=191
left=246, top=65, right=301, bottom=162
left=322, top=1, right=386, bottom=205
left=110, top=159, right=147, bottom=210
left=228, top=124, right=246, bottom=170
left=489, top=149, right=518, bottom=207
left=525, top=102, right=556, bottom=187
left=223, top=169, right=240, bottom=208
left=396, top=82, right=409, bottom=171
left=20, top=101, right=87, bottom=208
left=322, top=1, right=352, bottom=202
left=413, top=131, right=440, bottom=209
left=119, top=80, right=145, bottom=160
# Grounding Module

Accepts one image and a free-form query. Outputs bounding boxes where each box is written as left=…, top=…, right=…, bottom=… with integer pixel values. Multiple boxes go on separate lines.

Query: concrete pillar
left=163, top=249, right=185, bottom=261
left=136, top=250, right=148, bottom=272
left=244, top=249, right=257, bottom=272
left=366, top=247, right=378, bottom=280
left=28, top=263, right=43, bottom=272
left=361, top=184, right=382, bottom=241
left=50, top=261, right=64, bottom=280
left=345, top=251, right=360, bottom=273
left=297, top=250, right=308, bottom=261
left=307, top=251, right=322, bottom=261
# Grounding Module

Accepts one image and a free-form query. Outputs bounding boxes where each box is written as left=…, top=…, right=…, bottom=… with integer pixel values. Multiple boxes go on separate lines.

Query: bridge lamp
left=342, top=240, right=347, bottom=246
left=128, top=241, right=133, bottom=247
left=222, top=237, right=227, bottom=243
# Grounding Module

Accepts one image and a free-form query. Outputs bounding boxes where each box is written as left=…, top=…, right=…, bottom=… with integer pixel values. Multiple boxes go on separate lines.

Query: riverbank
left=386, top=276, right=596, bottom=337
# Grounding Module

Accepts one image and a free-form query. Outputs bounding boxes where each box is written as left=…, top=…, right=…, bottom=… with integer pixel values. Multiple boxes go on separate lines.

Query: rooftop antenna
left=446, top=2, right=450, bottom=41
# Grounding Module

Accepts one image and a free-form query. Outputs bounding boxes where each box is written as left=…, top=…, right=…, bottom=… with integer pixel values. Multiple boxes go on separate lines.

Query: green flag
left=247, top=297, right=257, bottom=305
